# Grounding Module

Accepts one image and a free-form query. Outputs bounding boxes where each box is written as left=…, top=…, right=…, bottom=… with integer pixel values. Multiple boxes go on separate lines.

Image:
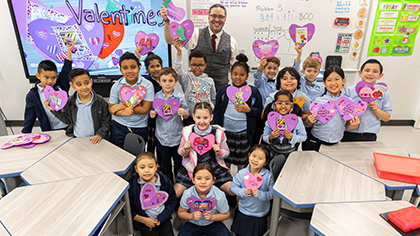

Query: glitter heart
left=189, top=133, right=215, bottom=155
left=267, top=112, right=298, bottom=136
left=226, top=85, right=252, bottom=105
left=153, top=98, right=180, bottom=120
left=252, top=40, right=279, bottom=59
left=140, top=183, right=168, bottom=210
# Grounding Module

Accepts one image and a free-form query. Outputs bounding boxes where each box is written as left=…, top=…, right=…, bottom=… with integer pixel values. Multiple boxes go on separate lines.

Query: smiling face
left=264, top=62, right=279, bottom=80
left=70, top=74, right=92, bottom=98
left=192, top=169, right=215, bottom=195
left=120, top=59, right=140, bottom=85
left=280, top=71, right=298, bottom=93
left=324, top=72, right=345, bottom=97
left=248, top=148, right=267, bottom=173
left=159, top=74, right=177, bottom=95
left=208, top=7, right=226, bottom=34
left=146, top=59, right=162, bottom=80
left=231, top=66, right=248, bottom=88
left=359, top=63, right=383, bottom=85
left=36, top=69, right=58, bottom=88
left=274, top=94, right=293, bottom=115
left=189, top=57, right=207, bottom=77
left=192, top=108, right=213, bottom=132
left=135, top=157, right=158, bottom=183
left=302, top=67, right=320, bottom=82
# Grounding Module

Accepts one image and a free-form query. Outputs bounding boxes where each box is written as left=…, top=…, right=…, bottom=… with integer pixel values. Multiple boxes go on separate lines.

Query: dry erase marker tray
left=374, top=152, right=420, bottom=184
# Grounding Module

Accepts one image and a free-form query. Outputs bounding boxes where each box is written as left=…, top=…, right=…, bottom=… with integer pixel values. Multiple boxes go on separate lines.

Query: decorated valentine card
left=1, top=135, right=33, bottom=150
left=244, top=173, right=263, bottom=189
left=44, top=86, right=68, bottom=111
left=163, top=0, right=186, bottom=22
left=140, top=183, right=169, bottom=210
left=252, top=40, right=279, bottom=59
left=153, top=98, right=180, bottom=120
left=356, top=81, right=388, bottom=102
left=186, top=197, right=217, bottom=213
left=135, top=31, right=159, bottom=55
left=336, top=97, right=367, bottom=121
left=226, top=85, right=252, bottom=105
left=119, top=86, right=147, bottom=107
left=289, top=23, right=315, bottom=47
left=189, top=133, right=215, bottom=155
left=293, top=96, right=306, bottom=108
left=267, top=112, right=298, bottom=137
left=309, top=100, right=338, bottom=124
left=169, top=20, right=194, bottom=46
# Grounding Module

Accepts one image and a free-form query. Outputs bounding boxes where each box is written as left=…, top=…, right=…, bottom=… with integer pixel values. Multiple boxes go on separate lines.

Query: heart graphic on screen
left=226, top=85, right=252, bottom=105
left=355, top=81, right=387, bottom=102
left=289, top=23, right=315, bottom=47
left=244, top=173, right=263, bottom=189
left=252, top=40, right=279, bottom=59
left=309, top=100, right=338, bottom=124
left=169, top=20, right=194, bottom=46
left=186, top=197, right=217, bottom=213
left=153, top=98, right=180, bottom=120
left=98, top=15, right=125, bottom=59
left=189, top=133, right=215, bottom=155
left=135, top=31, right=160, bottom=55
left=44, top=86, right=68, bottom=111
left=267, top=112, right=298, bottom=136
left=119, top=86, right=147, bottom=107
left=140, top=183, right=169, bottom=210
left=336, top=97, right=367, bottom=121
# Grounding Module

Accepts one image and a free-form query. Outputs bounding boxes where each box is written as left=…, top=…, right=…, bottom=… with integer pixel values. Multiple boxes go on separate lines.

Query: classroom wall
left=0, top=0, right=419, bottom=123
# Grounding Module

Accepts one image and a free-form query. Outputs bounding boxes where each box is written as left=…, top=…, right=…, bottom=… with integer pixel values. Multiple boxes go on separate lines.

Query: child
left=294, top=43, right=324, bottom=101
left=109, top=52, right=154, bottom=148
left=342, top=59, right=392, bottom=142
left=230, top=144, right=274, bottom=236
left=178, top=163, right=231, bottom=236
left=128, top=152, right=176, bottom=236
left=44, top=68, right=111, bottom=143
left=213, top=54, right=263, bottom=168
left=22, top=39, right=75, bottom=133
left=262, top=90, right=306, bottom=178
left=175, top=102, right=233, bottom=198
left=149, top=67, right=189, bottom=183
left=173, top=38, right=216, bottom=125
left=254, top=56, right=281, bottom=102
left=305, top=66, right=360, bottom=151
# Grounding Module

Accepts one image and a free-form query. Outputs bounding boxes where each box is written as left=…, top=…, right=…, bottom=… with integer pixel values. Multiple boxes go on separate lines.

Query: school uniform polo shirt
left=73, top=92, right=95, bottom=138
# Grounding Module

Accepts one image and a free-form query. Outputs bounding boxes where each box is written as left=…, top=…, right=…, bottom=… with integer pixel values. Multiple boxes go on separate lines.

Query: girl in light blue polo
left=109, top=52, right=154, bottom=148
left=230, top=144, right=274, bottom=236
left=305, top=66, right=360, bottom=151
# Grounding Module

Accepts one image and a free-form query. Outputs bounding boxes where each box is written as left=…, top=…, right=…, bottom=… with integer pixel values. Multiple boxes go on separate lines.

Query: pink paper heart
left=244, top=173, right=263, bottom=189
left=252, top=40, right=279, bottom=59
left=355, top=81, right=388, bottom=102
left=163, top=0, right=186, bottom=22
left=169, top=20, right=194, bottom=46
left=44, top=86, right=68, bottom=111
left=226, top=85, right=252, bottom=105
left=186, top=197, right=217, bottom=213
left=336, top=97, right=367, bottom=121
left=119, top=86, right=147, bottom=107
left=189, top=133, right=215, bottom=155
left=309, top=100, right=338, bottom=124
left=1, top=135, right=34, bottom=150
left=153, top=98, right=180, bottom=120
left=289, top=23, right=315, bottom=47
left=140, top=183, right=169, bottom=210
left=135, top=31, right=160, bottom=55
left=267, top=112, right=298, bottom=136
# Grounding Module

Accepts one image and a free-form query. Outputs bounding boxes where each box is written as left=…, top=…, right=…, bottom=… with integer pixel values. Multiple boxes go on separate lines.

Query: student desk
left=0, top=173, right=132, bottom=236
left=310, top=201, right=413, bottom=236
left=269, top=151, right=385, bottom=236
left=0, top=223, right=9, bottom=236
left=20, top=137, right=135, bottom=184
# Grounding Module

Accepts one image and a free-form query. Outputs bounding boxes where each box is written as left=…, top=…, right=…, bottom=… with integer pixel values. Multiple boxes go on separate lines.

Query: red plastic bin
left=374, top=152, right=420, bottom=184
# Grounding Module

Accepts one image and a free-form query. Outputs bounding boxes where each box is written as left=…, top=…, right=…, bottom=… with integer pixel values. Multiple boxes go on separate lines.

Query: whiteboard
left=189, top=0, right=373, bottom=70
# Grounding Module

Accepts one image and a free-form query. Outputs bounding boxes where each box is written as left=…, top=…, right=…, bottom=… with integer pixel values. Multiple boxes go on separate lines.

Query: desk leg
left=391, top=190, right=404, bottom=200
left=269, top=195, right=281, bottom=236
left=2, top=177, right=21, bottom=193
left=124, top=192, right=134, bottom=236
left=410, top=189, right=419, bottom=204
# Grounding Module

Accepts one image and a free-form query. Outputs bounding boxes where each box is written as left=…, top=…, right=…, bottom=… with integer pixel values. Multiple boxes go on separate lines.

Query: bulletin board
left=189, top=0, right=373, bottom=70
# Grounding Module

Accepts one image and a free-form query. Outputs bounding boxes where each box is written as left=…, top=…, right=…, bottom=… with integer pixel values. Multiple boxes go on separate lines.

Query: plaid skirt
left=225, top=130, right=249, bottom=165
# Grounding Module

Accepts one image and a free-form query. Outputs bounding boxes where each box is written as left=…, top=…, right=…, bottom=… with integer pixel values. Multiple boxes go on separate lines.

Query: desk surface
left=0, top=223, right=9, bottom=236
left=274, top=151, right=385, bottom=208
left=0, top=173, right=127, bottom=236
left=320, top=142, right=415, bottom=190
left=0, top=131, right=70, bottom=178
left=310, top=200, right=412, bottom=236
left=21, top=137, right=135, bottom=184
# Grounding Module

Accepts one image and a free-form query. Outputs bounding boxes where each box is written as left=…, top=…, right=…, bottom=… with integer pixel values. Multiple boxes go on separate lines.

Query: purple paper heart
left=169, top=20, right=194, bottom=46
left=252, top=40, right=279, bottom=59
left=153, top=98, right=180, bottom=120
left=135, top=31, right=160, bottom=55
left=309, top=100, right=338, bottom=124
left=186, top=197, right=217, bottom=213
left=44, top=86, right=68, bottom=111
left=140, top=183, right=168, bottom=210
left=289, top=23, right=315, bottom=47
left=336, top=97, right=368, bottom=121
left=267, top=112, right=298, bottom=136
left=355, top=81, right=388, bottom=102
left=119, top=86, right=147, bottom=107
left=226, top=85, right=252, bottom=105
left=1, top=135, right=34, bottom=150
left=164, top=0, right=186, bottom=22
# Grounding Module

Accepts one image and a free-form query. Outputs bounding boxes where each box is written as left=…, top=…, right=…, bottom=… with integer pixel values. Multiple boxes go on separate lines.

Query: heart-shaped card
left=119, top=86, right=147, bottom=107
left=293, top=96, right=306, bottom=108
left=163, top=0, right=186, bottom=22
left=44, top=86, right=68, bottom=111
left=356, top=81, right=387, bottom=102
left=309, top=100, right=338, bottom=124
left=153, top=98, right=180, bottom=120
left=140, top=183, right=169, bottom=210
left=169, top=20, right=194, bottom=46
left=189, top=133, right=215, bottom=155
left=186, top=197, right=217, bottom=213
left=336, top=97, right=367, bottom=121
left=244, top=173, right=263, bottom=189
left=1, top=135, right=34, bottom=150
left=252, top=40, right=279, bottom=59
left=135, top=31, right=159, bottom=55
left=226, top=85, right=252, bottom=105
left=289, top=23, right=315, bottom=47
left=267, top=112, right=298, bottom=137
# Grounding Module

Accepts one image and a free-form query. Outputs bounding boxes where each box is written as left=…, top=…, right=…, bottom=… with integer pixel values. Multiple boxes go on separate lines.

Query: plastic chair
left=123, top=133, right=145, bottom=157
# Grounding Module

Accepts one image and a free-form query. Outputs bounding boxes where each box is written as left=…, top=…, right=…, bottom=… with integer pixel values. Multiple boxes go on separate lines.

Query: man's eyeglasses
left=190, top=64, right=206, bottom=68
left=209, top=14, right=226, bottom=20
left=275, top=102, right=293, bottom=106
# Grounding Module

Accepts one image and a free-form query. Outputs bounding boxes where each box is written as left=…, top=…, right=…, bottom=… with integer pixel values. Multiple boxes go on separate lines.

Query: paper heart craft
left=186, top=197, right=217, bottom=213
left=226, top=85, right=252, bottom=105
left=267, top=112, right=298, bottom=137
left=140, top=183, right=169, bottom=210
left=163, top=0, right=186, bottom=22
left=169, top=20, right=194, bottom=46
left=252, top=40, right=279, bottom=59
left=309, top=100, right=338, bottom=124
left=356, top=81, right=387, bottom=102
left=119, top=86, right=147, bottom=107
left=135, top=31, right=159, bottom=55
left=336, top=97, right=367, bottom=121
left=244, top=173, right=263, bottom=189
left=289, top=23, right=316, bottom=47
left=189, top=133, right=215, bottom=155
left=44, top=86, right=68, bottom=111
left=153, top=98, right=180, bottom=120
left=1, top=135, right=34, bottom=150
left=293, top=96, right=306, bottom=108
